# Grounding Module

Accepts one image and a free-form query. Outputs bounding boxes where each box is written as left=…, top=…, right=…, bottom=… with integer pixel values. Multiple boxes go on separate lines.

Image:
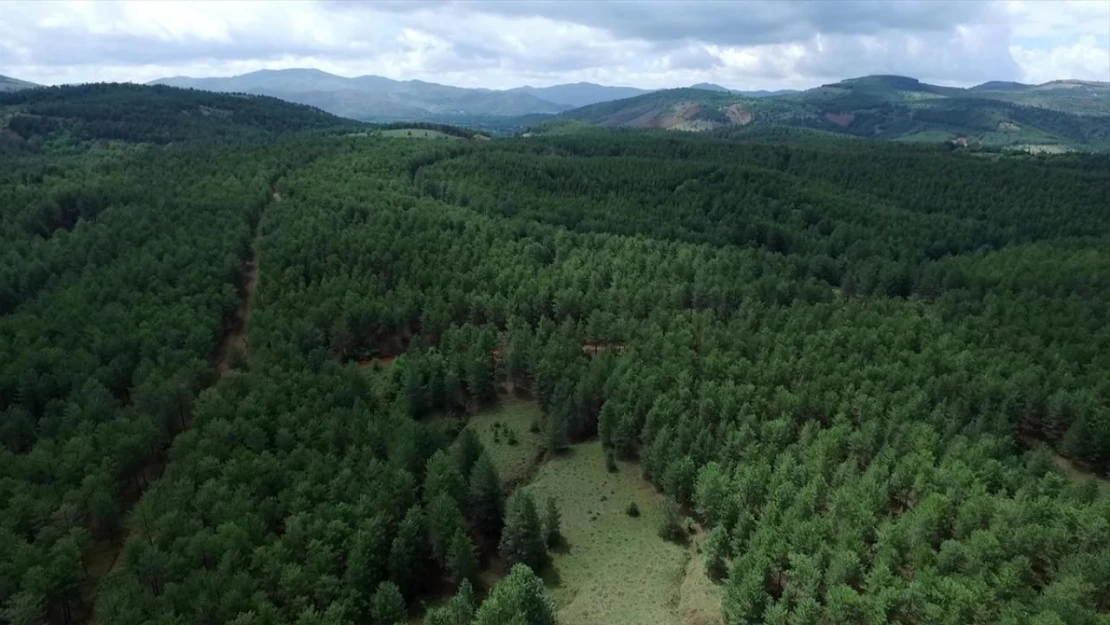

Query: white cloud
left=0, top=0, right=1105, bottom=89
left=1012, top=35, right=1110, bottom=84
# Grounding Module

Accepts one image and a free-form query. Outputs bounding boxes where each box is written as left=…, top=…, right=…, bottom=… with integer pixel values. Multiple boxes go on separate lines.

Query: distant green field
left=379, top=128, right=462, bottom=140
left=520, top=440, right=721, bottom=625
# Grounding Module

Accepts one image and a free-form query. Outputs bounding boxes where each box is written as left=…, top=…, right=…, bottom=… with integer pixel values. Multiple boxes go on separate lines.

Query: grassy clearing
left=1055, top=455, right=1110, bottom=497
left=521, top=440, right=697, bottom=625
left=462, top=395, right=544, bottom=487
left=678, top=531, right=725, bottom=625
left=380, top=128, right=462, bottom=140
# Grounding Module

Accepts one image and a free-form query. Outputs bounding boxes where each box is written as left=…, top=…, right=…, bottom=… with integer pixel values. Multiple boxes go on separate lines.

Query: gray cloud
left=360, top=0, right=994, bottom=46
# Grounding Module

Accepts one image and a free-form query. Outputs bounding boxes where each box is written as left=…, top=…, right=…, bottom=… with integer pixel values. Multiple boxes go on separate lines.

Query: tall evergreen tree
left=447, top=528, right=478, bottom=587
left=388, top=506, right=426, bottom=599
left=369, top=581, right=405, bottom=625
left=499, top=491, right=547, bottom=572
left=467, top=453, right=504, bottom=539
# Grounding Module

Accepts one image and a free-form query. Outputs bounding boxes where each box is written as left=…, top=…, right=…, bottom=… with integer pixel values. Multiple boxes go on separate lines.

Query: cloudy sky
left=1, top=0, right=1107, bottom=90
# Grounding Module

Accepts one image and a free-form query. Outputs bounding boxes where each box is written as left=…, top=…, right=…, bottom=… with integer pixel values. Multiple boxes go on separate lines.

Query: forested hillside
left=555, top=75, right=1110, bottom=151
left=1, top=85, right=1108, bottom=625
left=0, top=83, right=355, bottom=150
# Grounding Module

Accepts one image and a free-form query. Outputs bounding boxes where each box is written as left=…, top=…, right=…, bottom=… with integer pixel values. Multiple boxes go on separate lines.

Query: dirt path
left=84, top=192, right=276, bottom=623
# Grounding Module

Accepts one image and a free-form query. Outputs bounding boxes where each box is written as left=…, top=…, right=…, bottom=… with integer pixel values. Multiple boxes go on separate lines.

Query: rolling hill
left=0, top=82, right=358, bottom=148
left=150, top=69, right=569, bottom=121
left=0, top=74, right=39, bottom=92
left=554, top=74, right=1110, bottom=151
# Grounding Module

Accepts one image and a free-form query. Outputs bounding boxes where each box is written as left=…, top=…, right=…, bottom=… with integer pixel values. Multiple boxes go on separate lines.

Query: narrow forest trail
left=83, top=191, right=277, bottom=623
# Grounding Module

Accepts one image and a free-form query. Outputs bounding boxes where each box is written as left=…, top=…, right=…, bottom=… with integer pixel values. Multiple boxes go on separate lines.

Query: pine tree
left=704, top=525, right=729, bottom=580
left=447, top=528, right=478, bottom=587
left=369, top=581, right=405, bottom=625
left=345, top=516, right=391, bottom=603
left=467, top=453, right=504, bottom=539
left=388, top=506, right=426, bottom=599
left=474, top=564, right=555, bottom=625
left=425, top=579, right=476, bottom=625
left=543, top=497, right=561, bottom=548
left=499, top=491, right=547, bottom=572
left=427, top=493, right=465, bottom=565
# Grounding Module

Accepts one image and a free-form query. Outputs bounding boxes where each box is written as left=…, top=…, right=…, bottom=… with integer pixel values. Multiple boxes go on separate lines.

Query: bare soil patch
left=725, top=104, right=752, bottom=125
left=824, top=112, right=856, bottom=127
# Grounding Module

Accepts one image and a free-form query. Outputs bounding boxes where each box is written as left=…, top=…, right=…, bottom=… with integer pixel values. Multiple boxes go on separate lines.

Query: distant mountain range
left=553, top=74, right=1110, bottom=151
left=4, top=69, right=1108, bottom=150
left=147, top=70, right=800, bottom=121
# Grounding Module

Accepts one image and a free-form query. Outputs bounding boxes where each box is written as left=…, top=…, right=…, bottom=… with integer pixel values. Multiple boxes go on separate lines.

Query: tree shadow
left=549, top=538, right=572, bottom=556
left=541, top=562, right=563, bottom=588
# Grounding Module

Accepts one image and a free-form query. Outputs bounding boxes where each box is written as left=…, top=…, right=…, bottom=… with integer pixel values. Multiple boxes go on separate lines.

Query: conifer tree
left=499, top=491, right=547, bottom=572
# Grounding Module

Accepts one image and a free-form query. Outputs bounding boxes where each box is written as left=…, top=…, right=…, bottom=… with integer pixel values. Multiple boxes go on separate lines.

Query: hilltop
left=553, top=74, right=1110, bottom=151
left=0, top=82, right=358, bottom=148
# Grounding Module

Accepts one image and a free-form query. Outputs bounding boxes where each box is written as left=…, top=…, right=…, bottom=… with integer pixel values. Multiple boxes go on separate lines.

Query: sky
left=1, top=0, right=1108, bottom=90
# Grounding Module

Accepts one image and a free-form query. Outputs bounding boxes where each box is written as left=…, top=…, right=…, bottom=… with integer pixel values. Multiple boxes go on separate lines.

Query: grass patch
left=462, top=395, right=544, bottom=487
left=380, top=128, right=462, bottom=140
left=678, top=531, right=725, bottom=625
left=521, top=440, right=690, bottom=625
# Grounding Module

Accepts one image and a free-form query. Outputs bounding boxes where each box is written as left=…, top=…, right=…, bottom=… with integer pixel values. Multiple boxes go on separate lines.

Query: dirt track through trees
left=85, top=191, right=277, bottom=623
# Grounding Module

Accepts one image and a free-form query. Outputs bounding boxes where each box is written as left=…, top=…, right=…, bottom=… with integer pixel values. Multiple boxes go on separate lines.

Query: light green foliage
left=474, top=564, right=555, bottom=625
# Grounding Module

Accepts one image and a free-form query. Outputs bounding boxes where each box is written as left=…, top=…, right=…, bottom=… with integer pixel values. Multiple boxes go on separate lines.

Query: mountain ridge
left=553, top=74, right=1110, bottom=151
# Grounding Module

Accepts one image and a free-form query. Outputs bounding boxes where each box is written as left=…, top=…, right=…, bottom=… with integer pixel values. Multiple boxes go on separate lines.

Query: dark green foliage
left=389, top=506, right=427, bottom=599
left=446, top=529, right=478, bottom=587
left=424, top=579, right=475, bottom=625
left=704, top=525, right=729, bottom=580
left=626, top=502, right=640, bottom=518
left=369, top=581, right=405, bottom=625
left=543, top=497, right=562, bottom=548
left=467, top=453, right=504, bottom=540
left=0, top=82, right=354, bottom=147
left=499, top=492, right=548, bottom=572
left=4, top=90, right=1108, bottom=624
left=604, top=447, right=618, bottom=473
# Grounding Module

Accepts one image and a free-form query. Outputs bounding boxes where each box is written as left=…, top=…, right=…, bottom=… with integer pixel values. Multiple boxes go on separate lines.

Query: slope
left=0, top=74, right=40, bottom=92
left=557, top=74, right=1110, bottom=151
left=0, top=82, right=358, bottom=148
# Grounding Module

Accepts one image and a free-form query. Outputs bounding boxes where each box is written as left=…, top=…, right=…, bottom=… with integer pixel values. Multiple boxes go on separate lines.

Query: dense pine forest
left=1, top=84, right=1108, bottom=625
